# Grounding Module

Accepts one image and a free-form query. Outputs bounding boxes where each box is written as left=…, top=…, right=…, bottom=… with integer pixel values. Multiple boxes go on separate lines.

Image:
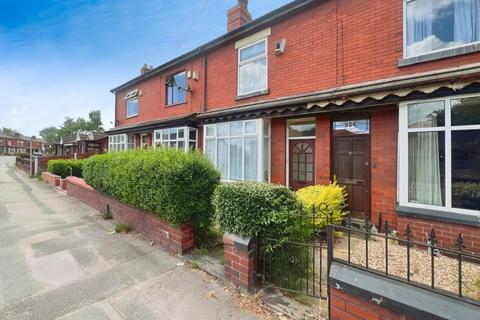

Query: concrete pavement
left=0, top=156, right=259, bottom=320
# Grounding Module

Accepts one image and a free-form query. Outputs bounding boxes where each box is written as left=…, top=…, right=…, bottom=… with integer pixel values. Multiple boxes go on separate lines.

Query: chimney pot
left=141, top=64, right=153, bottom=75
left=227, top=0, right=252, bottom=32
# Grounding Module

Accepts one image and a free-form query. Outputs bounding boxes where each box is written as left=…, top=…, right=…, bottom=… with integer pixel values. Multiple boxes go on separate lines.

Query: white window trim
left=286, top=117, right=317, bottom=188
left=204, top=119, right=270, bottom=183
left=237, top=38, right=268, bottom=97
left=402, top=0, right=480, bottom=59
left=126, top=97, right=139, bottom=118
left=153, top=126, right=197, bottom=152
left=398, top=93, right=480, bottom=217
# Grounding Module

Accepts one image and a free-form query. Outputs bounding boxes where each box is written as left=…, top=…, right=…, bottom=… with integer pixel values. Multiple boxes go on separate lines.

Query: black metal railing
left=327, top=220, right=480, bottom=307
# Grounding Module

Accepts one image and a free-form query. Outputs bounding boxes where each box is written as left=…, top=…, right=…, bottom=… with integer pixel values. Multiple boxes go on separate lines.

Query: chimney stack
left=141, top=64, right=153, bottom=75
left=227, top=0, right=252, bottom=32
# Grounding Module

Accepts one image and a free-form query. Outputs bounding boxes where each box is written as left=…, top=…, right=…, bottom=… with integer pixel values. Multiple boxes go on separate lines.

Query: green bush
left=83, top=148, right=221, bottom=234
left=48, top=159, right=84, bottom=179
left=296, top=180, right=348, bottom=229
left=212, top=182, right=309, bottom=240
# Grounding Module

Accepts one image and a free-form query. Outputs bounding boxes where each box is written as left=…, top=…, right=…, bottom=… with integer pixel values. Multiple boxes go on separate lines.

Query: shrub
left=83, top=148, right=220, bottom=234
left=212, top=182, right=308, bottom=240
left=48, top=159, right=84, bottom=179
left=296, top=180, right=348, bottom=229
left=115, top=223, right=132, bottom=233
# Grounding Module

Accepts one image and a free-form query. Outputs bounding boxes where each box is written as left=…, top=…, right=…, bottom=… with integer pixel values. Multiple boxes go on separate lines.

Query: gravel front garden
left=333, top=234, right=480, bottom=301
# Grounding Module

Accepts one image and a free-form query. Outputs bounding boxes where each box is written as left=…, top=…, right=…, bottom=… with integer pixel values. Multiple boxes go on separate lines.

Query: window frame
left=398, top=93, right=480, bottom=217
left=108, top=134, right=135, bottom=152
left=204, top=119, right=271, bottom=182
left=402, top=0, right=480, bottom=59
left=153, top=126, right=197, bottom=152
left=126, top=97, right=139, bottom=118
left=165, top=71, right=187, bottom=106
left=237, top=38, right=269, bottom=97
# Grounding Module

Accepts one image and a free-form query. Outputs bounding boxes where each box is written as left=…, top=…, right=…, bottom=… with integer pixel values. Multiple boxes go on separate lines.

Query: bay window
left=405, top=0, right=480, bottom=57
left=153, top=127, right=197, bottom=151
left=109, top=134, right=135, bottom=152
left=204, top=119, right=270, bottom=182
left=399, top=95, right=480, bottom=215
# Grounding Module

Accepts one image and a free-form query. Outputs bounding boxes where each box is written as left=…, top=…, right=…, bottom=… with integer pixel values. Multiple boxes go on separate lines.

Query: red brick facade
left=65, top=177, right=194, bottom=255
left=331, top=288, right=410, bottom=320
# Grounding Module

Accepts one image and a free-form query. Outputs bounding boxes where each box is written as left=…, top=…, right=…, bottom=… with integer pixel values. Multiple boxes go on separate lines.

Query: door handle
left=365, top=162, right=369, bottom=166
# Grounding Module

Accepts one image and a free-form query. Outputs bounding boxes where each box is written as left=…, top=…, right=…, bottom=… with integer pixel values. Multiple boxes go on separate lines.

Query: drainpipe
left=202, top=55, right=207, bottom=112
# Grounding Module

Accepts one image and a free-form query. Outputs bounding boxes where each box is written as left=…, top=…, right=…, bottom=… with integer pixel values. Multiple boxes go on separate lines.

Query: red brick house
left=0, top=132, right=46, bottom=154
left=53, top=131, right=108, bottom=156
left=107, top=0, right=480, bottom=250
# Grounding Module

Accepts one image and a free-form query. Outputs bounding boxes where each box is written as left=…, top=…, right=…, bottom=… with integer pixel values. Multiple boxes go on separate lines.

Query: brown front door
left=289, top=139, right=315, bottom=191
left=333, top=136, right=371, bottom=220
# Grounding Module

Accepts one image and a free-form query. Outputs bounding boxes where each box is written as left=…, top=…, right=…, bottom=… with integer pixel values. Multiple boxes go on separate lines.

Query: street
left=0, top=157, right=259, bottom=320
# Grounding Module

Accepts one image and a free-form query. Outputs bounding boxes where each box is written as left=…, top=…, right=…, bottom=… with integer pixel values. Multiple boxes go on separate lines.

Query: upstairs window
left=166, top=71, right=186, bottom=105
left=405, top=0, right=480, bottom=57
left=125, top=89, right=139, bottom=118
left=238, top=39, right=267, bottom=96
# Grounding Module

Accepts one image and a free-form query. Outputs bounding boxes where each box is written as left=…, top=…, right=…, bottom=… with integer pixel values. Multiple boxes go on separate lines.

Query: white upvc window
left=124, top=89, right=139, bottom=118
left=237, top=39, right=268, bottom=96
left=398, top=94, right=480, bottom=216
left=153, top=126, right=197, bottom=151
left=404, top=0, right=480, bottom=58
left=204, top=119, right=271, bottom=182
left=109, top=134, right=135, bottom=152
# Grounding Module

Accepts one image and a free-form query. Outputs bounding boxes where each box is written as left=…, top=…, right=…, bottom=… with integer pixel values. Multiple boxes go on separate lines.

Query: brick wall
left=270, top=118, right=286, bottom=185
left=223, top=233, right=256, bottom=290
left=65, top=177, right=194, bottom=255
left=370, top=107, right=398, bottom=229
left=330, top=288, right=410, bottom=320
left=315, top=114, right=331, bottom=185
left=397, top=216, right=480, bottom=254
left=42, top=172, right=60, bottom=187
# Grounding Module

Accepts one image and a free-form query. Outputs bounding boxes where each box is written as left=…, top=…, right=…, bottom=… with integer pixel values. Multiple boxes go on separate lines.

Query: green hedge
left=82, top=148, right=221, bottom=233
left=48, top=159, right=84, bottom=179
left=212, top=182, right=308, bottom=239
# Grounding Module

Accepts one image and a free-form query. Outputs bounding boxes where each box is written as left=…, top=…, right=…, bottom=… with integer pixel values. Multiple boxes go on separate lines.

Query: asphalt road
left=0, top=156, right=258, bottom=320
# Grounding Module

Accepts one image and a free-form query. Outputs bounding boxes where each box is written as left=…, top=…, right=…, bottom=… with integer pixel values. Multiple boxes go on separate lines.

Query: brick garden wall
left=330, top=288, right=410, bottom=320
left=42, top=172, right=60, bottom=187
left=397, top=216, right=480, bottom=254
left=65, top=177, right=194, bottom=255
left=223, top=233, right=256, bottom=289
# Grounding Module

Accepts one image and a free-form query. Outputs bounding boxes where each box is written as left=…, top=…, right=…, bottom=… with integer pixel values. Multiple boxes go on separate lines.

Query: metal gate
left=257, top=212, right=328, bottom=299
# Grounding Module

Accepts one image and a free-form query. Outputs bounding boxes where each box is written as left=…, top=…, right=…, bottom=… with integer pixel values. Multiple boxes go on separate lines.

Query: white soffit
left=235, top=28, right=272, bottom=49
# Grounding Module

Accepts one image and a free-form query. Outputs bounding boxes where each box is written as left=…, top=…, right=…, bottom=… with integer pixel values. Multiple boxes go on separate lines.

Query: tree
left=39, top=127, right=60, bottom=144
left=0, top=127, right=16, bottom=136
left=39, top=110, right=104, bottom=142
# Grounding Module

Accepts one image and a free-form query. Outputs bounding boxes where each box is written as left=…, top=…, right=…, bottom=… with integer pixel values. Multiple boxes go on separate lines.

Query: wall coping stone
left=223, top=233, right=256, bottom=252
left=329, top=262, right=480, bottom=320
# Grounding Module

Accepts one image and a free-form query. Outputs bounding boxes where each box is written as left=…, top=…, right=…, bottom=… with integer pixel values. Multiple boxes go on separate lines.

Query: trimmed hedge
left=48, top=159, right=84, bottom=179
left=82, top=148, right=220, bottom=233
left=212, top=182, right=306, bottom=239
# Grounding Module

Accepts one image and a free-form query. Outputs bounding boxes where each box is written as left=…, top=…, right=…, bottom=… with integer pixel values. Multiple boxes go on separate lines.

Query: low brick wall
left=223, top=233, right=256, bottom=290
left=65, top=177, right=194, bottom=255
left=42, top=172, right=60, bottom=187
left=397, top=216, right=480, bottom=254
left=60, top=178, right=67, bottom=190
left=331, top=288, right=409, bottom=320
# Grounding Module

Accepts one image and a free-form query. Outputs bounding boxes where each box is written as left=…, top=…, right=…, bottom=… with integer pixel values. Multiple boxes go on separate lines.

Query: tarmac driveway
left=0, top=157, right=258, bottom=320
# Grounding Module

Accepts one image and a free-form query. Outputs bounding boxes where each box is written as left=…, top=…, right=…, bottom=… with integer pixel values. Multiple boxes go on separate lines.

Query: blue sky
left=0, top=0, right=291, bottom=136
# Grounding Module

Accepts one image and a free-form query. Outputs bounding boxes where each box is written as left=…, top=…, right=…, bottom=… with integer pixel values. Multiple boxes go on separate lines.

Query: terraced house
left=107, top=0, right=480, bottom=250
left=0, top=132, right=45, bottom=154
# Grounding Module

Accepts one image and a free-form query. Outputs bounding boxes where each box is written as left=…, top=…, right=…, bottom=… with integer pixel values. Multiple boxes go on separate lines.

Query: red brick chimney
left=227, top=0, right=252, bottom=32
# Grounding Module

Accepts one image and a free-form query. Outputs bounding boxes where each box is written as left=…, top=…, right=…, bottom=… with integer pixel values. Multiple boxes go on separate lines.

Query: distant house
left=53, top=131, right=108, bottom=156
left=106, top=0, right=480, bottom=249
left=0, top=132, right=46, bottom=154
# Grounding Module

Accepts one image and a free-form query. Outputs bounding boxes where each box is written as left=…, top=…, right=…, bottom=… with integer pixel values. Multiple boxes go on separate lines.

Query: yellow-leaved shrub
left=296, top=180, right=348, bottom=228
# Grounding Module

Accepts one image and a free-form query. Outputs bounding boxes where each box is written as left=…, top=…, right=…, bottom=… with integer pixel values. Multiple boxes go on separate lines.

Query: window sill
left=398, top=43, right=480, bottom=67
left=126, top=114, right=138, bottom=119
left=235, top=89, right=270, bottom=101
left=396, top=205, right=480, bottom=227
left=165, top=101, right=187, bottom=108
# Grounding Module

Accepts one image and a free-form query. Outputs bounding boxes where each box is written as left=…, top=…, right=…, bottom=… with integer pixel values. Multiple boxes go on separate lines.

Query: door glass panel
left=291, top=142, right=314, bottom=182
left=289, top=120, right=316, bottom=137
